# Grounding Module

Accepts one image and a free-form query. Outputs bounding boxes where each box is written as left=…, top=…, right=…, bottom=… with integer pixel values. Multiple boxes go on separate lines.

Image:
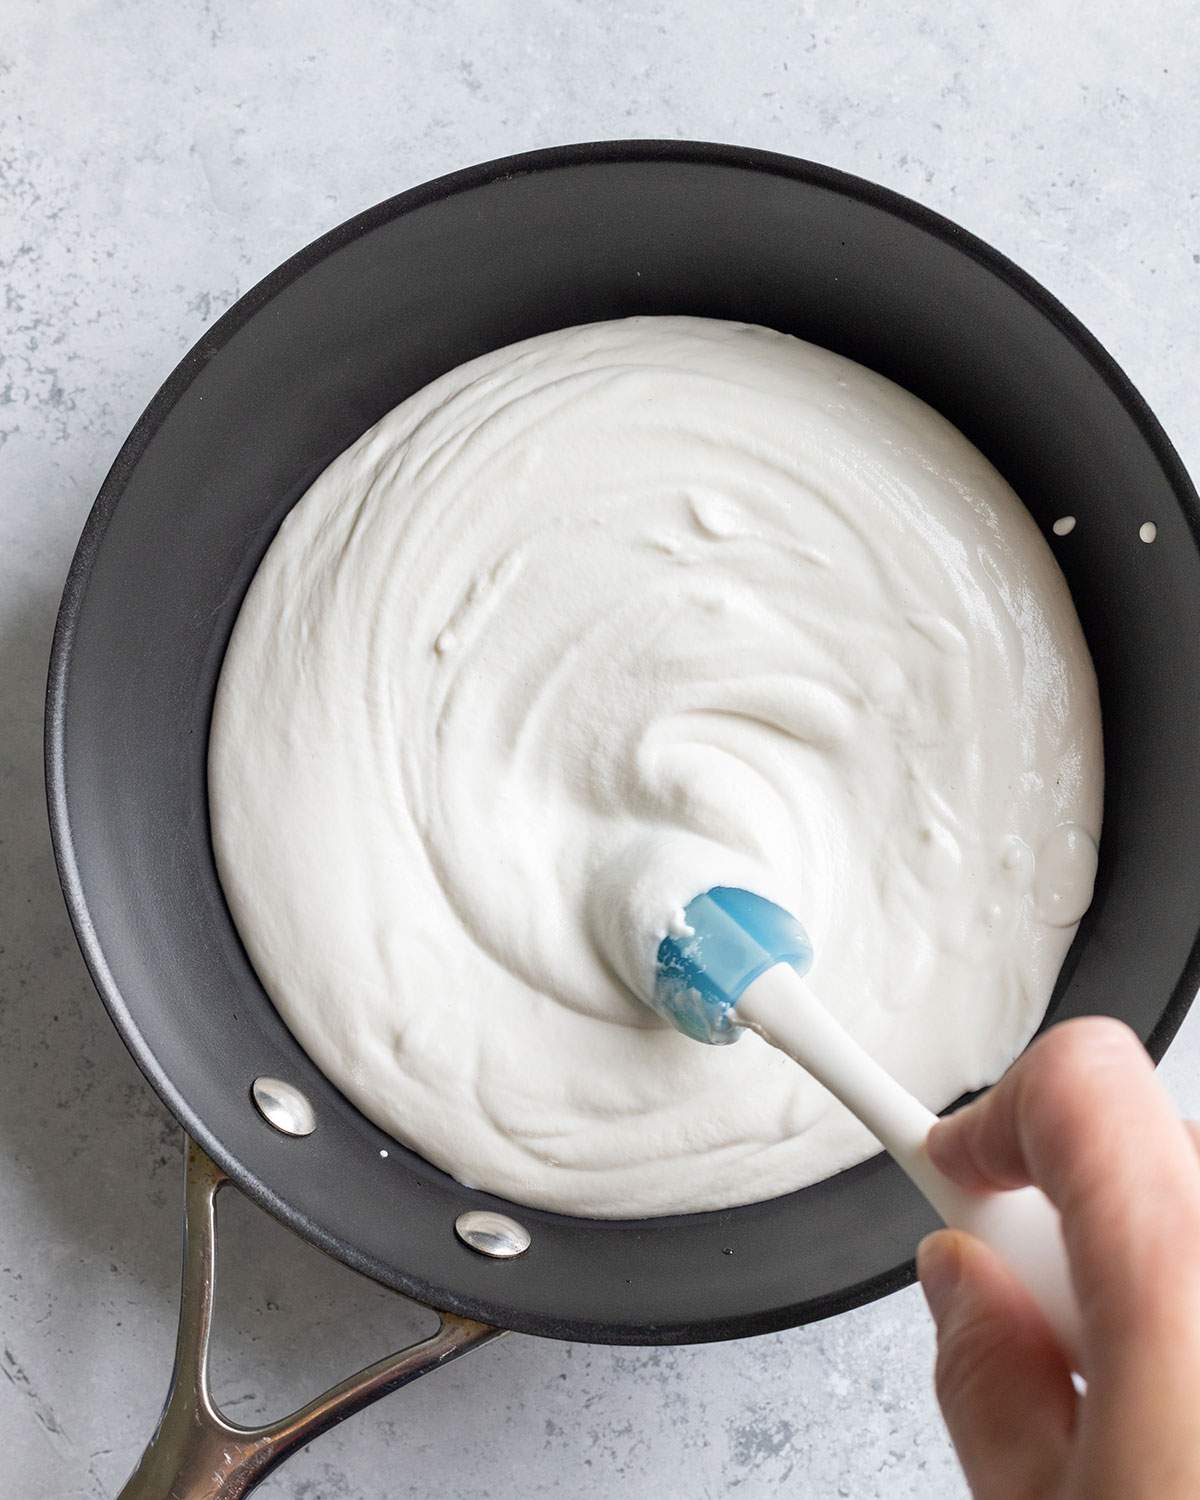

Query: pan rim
left=44, top=138, right=1200, bottom=1343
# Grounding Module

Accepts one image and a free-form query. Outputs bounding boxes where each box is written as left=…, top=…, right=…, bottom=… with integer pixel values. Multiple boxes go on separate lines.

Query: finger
left=926, top=1018, right=1200, bottom=1331
left=1188, top=1120, right=1200, bottom=1160
left=918, top=1229, right=1074, bottom=1500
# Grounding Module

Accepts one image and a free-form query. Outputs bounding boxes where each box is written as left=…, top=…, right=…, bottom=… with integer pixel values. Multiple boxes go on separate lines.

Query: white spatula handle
left=737, top=964, right=1083, bottom=1367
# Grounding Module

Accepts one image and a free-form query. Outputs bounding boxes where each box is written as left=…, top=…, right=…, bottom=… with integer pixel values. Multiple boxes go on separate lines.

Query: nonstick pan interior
left=46, top=141, right=1200, bottom=1344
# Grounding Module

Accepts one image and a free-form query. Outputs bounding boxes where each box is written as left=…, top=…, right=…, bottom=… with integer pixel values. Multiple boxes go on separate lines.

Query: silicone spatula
left=652, top=886, right=1083, bottom=1367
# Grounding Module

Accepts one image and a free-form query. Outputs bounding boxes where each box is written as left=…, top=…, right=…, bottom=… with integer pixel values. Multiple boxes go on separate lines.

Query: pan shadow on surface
left=0, top=568, right=961, bottom=1500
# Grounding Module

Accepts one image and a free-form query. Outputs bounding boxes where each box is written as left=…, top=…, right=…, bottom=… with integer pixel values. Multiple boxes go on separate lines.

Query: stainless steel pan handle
left=118, top=1138, right=504, bottom=1500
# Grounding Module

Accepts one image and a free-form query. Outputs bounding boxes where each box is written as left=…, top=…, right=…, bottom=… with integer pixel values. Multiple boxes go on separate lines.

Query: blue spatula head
left=652, top=886, right=813, bottom=1045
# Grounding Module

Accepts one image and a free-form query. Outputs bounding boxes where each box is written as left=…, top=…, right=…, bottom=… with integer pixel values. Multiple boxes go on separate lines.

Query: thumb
left=918, top=1230, right=1076, bottom=1500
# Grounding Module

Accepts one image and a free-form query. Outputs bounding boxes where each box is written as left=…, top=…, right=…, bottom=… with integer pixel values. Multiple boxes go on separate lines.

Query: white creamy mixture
left=210, top=317, right=1102, bottom=1217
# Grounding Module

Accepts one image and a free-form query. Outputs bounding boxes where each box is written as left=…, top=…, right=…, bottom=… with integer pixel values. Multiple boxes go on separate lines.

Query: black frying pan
left=46, top=141, right=1200, bottom=1498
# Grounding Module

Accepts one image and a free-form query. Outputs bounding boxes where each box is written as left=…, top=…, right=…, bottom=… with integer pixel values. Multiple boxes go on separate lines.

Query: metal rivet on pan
left=251, top=1077, right=317, bottom=1137
left=454, top=1210, right=531, bottom=1259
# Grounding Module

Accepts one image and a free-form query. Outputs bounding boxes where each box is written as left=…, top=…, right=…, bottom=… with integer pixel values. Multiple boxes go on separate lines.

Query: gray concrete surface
left=2, top=2, right=1197, bottom=1496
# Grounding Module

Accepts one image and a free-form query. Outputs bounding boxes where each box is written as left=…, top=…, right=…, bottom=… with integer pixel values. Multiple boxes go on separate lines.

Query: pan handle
left=118, top=1138, right=504, bottom=1500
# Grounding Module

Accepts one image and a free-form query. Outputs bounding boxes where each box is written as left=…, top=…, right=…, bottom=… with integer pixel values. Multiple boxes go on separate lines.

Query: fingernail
left=917, top=1232, right=962, bottom=1324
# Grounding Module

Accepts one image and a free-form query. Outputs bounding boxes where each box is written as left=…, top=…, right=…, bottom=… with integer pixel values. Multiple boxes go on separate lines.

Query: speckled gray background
left=2, top=3, right=1198, bottom=1497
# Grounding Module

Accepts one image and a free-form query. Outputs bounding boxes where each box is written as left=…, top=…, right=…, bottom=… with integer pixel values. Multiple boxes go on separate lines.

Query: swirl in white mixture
left=210, top=318, right=1102, bottom=1216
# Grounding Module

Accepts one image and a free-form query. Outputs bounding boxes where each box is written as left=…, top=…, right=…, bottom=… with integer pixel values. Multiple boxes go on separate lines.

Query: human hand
left=917, top=1017, right=1200, bottom=1499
